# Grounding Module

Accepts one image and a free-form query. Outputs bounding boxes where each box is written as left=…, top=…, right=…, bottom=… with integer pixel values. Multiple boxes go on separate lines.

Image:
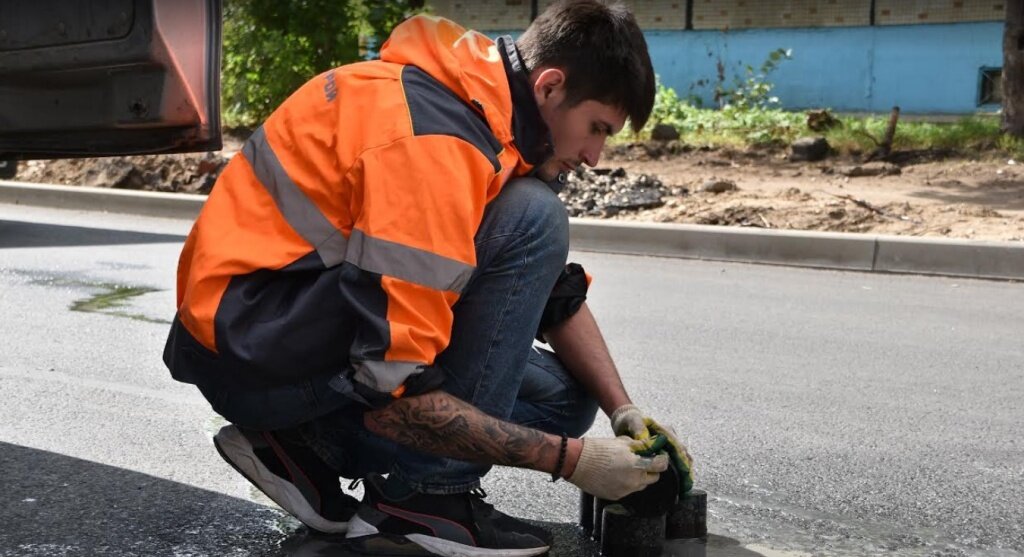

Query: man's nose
left=581, top=143, right=602, bottom=167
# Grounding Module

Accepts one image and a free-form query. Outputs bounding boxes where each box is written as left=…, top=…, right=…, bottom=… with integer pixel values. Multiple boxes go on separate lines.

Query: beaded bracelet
left=551, top=433, right=568, bottom=482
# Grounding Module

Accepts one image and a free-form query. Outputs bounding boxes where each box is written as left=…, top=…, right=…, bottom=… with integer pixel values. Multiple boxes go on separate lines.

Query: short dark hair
left=516, top=0, right=655, bottom=132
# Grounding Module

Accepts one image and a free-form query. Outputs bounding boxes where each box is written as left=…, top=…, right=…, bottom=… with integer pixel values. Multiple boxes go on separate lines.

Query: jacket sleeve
left=344, top=134, right=496, bottom=406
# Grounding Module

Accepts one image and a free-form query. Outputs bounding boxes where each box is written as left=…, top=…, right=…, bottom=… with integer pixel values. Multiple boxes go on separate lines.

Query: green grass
left=617, top=105, right=1024, bottom=159
left=825, top=114, right=1021, bottom=157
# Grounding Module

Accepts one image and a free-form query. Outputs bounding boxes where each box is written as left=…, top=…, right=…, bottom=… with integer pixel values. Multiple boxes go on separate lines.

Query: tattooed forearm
left=364, top=390, right=560, bottom=473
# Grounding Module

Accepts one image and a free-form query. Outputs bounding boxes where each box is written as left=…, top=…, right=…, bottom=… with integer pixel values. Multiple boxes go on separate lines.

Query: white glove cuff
left=568, top=438, right=618, bottom=489
left=610, top=404, right=640, bottom=430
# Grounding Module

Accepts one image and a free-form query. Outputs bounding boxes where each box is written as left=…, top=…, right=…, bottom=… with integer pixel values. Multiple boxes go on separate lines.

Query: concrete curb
left=569, top=219, right=877, bottom=272
left=3, top=180, right=1022, bottom=281
left=0, top=180, right=206, bottom=221
left=568, top=219, right=1024, bottom=280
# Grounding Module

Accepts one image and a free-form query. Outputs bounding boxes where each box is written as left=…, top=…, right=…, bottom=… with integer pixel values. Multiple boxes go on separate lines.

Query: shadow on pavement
left=0, top=220, right=184, bottom=248
left=0, top=441, right=290, bottom=557
left=279, top=519, right=775, bottom=557
left=0, top=441, right=773, bottom=556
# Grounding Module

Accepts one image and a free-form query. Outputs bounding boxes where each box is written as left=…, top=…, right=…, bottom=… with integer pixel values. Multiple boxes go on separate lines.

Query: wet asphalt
left=0, top=203, right=1022, bottom=557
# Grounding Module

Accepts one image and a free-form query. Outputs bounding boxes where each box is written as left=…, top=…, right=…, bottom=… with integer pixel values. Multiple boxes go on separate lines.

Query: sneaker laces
left=468, top=487, right=494, bottom=514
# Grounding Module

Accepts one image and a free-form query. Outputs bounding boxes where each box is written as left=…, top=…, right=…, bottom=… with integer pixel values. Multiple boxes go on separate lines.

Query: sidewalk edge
left=3, top=181, right=1021, bottom=280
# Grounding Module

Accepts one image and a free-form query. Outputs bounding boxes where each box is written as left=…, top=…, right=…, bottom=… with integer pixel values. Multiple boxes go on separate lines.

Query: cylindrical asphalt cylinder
left=600, top=503, right=665, bottom=557
left=666, top=488, right=708, bottom=539
left=618, top=460, right=680, bottom=516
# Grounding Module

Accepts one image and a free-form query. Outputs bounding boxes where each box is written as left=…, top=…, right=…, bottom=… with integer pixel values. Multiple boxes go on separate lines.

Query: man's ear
left=532, top=68, right=566, bottom=109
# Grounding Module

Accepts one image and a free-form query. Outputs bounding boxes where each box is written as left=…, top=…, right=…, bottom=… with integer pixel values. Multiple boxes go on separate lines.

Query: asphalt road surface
left=1, top=203, right=1022, bottom=557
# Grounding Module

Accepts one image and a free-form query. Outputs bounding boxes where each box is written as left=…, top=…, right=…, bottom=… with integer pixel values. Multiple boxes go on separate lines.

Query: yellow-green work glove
left=610, top=404, right=694, bottom=494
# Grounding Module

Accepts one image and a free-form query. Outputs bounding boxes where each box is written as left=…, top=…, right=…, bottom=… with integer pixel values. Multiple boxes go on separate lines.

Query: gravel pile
left=559, top=167, right=681, bottom=217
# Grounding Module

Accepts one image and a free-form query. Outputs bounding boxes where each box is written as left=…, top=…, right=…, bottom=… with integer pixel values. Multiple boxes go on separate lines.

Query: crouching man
left=164, top=2, right=689, bottom=555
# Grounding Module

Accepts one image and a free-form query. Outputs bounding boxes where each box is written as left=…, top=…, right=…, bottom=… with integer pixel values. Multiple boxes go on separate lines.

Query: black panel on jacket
left=165, top=260, right=392, bottom=391
left=401, top=65, right=502, bottom=172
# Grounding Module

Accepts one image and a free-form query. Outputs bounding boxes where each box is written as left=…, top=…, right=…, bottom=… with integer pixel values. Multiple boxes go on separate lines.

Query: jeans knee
left=486, top=177, right=569, bottom=262
left=516, top=177, right=569, bottom=248
left=518, top=347, right=600, bottom=437
left=564, top=394, right=600, bottom=438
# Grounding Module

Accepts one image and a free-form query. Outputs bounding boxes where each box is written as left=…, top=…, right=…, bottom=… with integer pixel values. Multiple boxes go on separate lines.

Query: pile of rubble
left=559, top=166, right=685, bottom=217
left=17, top=152, right=229, bottom=194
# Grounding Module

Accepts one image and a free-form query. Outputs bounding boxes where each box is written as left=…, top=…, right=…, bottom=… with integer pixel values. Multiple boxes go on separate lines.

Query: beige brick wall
left=874, top=0, right=1004, bottom=25
left=427, top=0, right=532, bottom=30
left=692, top=0, right=871, bottom=30
left=428, top=0, right=687, bottom=30
left=621, top=1, right=688, bottom=29
left=541, top=1, right=688, bottom=29
left=426, top=0, right=1004, bottom=31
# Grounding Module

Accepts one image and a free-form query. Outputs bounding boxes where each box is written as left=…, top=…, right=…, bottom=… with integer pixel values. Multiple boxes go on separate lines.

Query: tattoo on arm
left=364, top=390, right=558, bottom=472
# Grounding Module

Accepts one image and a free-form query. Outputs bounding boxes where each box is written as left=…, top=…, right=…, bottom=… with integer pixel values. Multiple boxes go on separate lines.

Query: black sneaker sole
left=213, top=425, right=349, bottom=534
left=347, top=515, right=549, bottom=557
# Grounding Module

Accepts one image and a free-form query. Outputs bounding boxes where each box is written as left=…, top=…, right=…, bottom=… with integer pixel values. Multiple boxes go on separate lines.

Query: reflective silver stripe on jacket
left=353, top=360, right=424, bottom=392
left=241, top=126, right=473, bottom=294
left=242, top=126, right=348, bottom=267
left=347, top=229, right=473, bottom=294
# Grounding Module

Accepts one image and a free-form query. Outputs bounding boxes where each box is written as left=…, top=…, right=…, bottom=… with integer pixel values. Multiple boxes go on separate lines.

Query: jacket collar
left=497, top=36, right=553, bottom=167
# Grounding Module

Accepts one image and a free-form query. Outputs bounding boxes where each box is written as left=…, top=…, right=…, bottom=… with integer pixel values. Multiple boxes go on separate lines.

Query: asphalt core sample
left=580, top=481, right=708, bottom=556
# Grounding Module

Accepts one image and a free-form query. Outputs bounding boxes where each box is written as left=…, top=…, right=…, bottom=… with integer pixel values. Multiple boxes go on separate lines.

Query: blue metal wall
left=491, top=21, right=1002, bottom=114
left=649, top=22, right=1002, bottom=114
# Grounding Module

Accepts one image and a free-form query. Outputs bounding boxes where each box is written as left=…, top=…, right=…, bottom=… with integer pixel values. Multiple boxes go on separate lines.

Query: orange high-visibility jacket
left=163, top=16, right=554, bottom=403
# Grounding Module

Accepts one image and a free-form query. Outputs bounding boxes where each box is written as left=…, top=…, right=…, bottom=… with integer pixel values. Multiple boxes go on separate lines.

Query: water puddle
left=70, top=283, right=166, bottom=323
left=21, top=271, right=169, bottom=324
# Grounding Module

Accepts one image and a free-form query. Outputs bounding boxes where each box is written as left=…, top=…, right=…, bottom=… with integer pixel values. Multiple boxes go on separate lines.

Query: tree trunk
left=1004, top=0, right=1024, bottom=136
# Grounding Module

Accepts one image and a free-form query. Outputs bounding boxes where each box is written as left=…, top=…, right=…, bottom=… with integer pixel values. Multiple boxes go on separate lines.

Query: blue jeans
left=197, top=177, right=598, bottom=493
left=309, top=177, right=597, bottom=493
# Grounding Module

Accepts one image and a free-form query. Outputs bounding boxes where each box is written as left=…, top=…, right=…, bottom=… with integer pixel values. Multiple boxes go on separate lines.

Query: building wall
left=427, top=0, right=1005, bottom=30
left=874, top=0, right=1006, bottom=25
left=427, top=0, right=691, bottom=29
left=428, top=1, right=1004, bottom=114
left=427, top=0, right=533, bottom=31
left=647, top=22, right=1002, bottom=114
left=691, top=0, right=872, bottom=29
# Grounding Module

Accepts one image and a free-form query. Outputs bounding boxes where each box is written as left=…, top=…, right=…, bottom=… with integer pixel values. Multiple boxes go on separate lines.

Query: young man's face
left=531, top=69, right=627, bottom=181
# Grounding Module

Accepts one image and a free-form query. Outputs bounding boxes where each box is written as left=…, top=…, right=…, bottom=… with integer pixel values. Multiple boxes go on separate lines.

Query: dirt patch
left=603, top=142, right=1024, bottom=242
left=10, top=134, right=1024, bottom=243
left=13, top=132, right=244, bottom=195
left=17, top=153, right=229, bottom=195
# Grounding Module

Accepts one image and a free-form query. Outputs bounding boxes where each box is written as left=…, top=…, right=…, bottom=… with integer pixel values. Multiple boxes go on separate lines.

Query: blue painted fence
left=491, top=21, right=1002, bottom=114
